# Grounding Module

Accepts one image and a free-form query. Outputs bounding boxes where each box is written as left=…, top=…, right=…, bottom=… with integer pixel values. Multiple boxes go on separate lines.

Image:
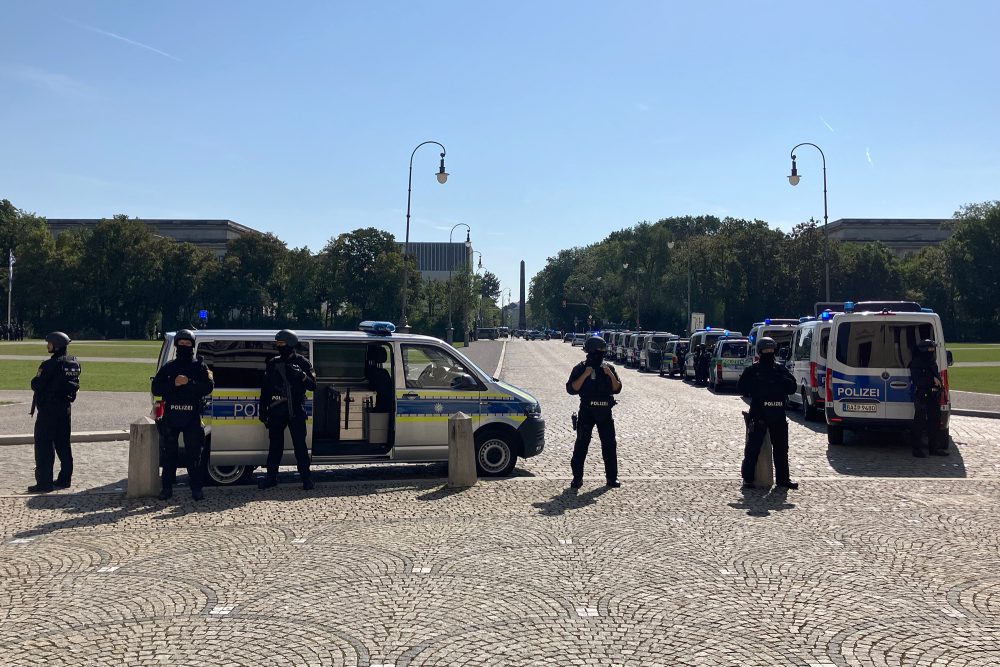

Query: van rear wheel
left=827, top=424, right=844, bottom=446
left=801, top=389, right=820, bottom=421
left=475, top=429, right=518, bottom=477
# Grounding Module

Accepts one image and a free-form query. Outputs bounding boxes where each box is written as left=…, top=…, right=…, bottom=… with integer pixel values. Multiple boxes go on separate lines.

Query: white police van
left=152, top=322, right=545, bottom=485
left=745, top=319, right=800, bottom=365
left=824, top=303, right=952, bottom=446
left=786, top=311, right=836, bottom=420
left=684, top=327, right=743, bottom=379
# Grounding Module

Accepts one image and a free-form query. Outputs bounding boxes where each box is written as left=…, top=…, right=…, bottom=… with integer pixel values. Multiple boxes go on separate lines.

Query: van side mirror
left=451, top=373, right=478, bottom=390
left=946, top=350, right=954, bottom=367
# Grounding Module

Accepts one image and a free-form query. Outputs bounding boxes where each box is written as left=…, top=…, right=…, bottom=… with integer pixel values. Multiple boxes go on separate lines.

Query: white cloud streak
left=866, top=147, right=874, bottom=168
left=2, top=64, right=96, bottom=98
left=821, top=116, right=835, bottom=133
left=60, top=16, right=181, bottom=62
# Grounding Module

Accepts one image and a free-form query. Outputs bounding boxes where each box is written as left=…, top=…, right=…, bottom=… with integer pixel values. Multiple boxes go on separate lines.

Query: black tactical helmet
left=583, top=335, right=607, bottom=353
left=174, top=329, right=196, bottom=346
left=45, top=331, right=71, bottom=349
left=275, top=329, right=299, bottom=346
left=757, top=337, right=777, bottom=354
left=917, top=338, right=937, bottom=351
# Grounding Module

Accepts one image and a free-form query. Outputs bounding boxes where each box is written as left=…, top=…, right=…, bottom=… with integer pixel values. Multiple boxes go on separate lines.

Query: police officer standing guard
left=151, top=330, right=214, bottom=501
left=737, top=337, right=798, bottom=490
left=566, top=335, right=623, bottom=489
left=258, top=329, right=317, bottom=490
left=27, top=332, right=81, bottom=493
left=909, top=339, right=948, bottom=457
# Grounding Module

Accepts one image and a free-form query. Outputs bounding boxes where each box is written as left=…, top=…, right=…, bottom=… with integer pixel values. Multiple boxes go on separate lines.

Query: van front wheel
left=475, top=429, right=518, bottom=477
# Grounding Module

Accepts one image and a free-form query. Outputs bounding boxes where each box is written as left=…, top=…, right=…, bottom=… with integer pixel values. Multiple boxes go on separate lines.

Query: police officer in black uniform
left=695, top=344, right=711, bottom=384
left=258, top=329, right=317, bottom=490
left=737, top=336, right=799, bottom=490
left=567, top=335, right=623, bottom=489
left=27, top=332, right=81, bottom=493
left=909, top=339, right=947, bottom=458
left=151, top=329, right=214, bottom=501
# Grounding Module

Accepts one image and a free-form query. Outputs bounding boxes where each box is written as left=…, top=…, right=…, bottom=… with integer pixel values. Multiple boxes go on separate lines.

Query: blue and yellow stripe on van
left=205, top=390, right=314, bottom=425
left=394, top=389, right=532, bottom=423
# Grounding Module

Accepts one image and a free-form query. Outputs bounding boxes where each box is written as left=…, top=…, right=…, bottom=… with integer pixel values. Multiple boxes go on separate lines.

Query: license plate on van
left=843, top=403, right=877, bottom=413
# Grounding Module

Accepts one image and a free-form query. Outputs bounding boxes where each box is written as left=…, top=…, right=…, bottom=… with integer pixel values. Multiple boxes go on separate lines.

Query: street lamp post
left=667, top=240, right=692, bottom=335
left=472, top=251, right=484, bottom=329
left=787, top=142, right=830, bottom=302
left=447, top=223, right=471, bottom=344
left=401, top=140, right=449, bottom=332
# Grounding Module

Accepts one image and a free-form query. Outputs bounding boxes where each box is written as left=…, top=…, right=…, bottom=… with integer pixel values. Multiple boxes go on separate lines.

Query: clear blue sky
left=3, top=1, right=998, bottom=297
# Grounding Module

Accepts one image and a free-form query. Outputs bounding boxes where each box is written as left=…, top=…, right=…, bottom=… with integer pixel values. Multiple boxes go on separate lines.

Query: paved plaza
left=2, top=340, right=999, bottom=665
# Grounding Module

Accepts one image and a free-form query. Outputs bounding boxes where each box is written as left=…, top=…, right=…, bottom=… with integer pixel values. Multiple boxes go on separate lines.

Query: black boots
left=158, top=485, right=173, bottom=501
left=27, top=484, right=53, bottom=494
left=570, top=477, right=583, bottom=489
left=258, top=477, right=278, bottom=490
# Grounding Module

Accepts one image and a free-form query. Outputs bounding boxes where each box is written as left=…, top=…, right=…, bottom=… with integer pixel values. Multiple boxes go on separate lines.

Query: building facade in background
left=826, top=218, right=953, bottom=258
left=397, top=241, right=473, bottom=281
left=46, top=219, right=259, bottom=258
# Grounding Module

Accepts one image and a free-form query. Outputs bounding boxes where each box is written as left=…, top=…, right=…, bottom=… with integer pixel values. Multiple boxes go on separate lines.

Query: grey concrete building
left=397, top=241, right=473, bottom=281
left=46, top=219, right=259, bottom=258
left=826, top=218, right=954, bottom=258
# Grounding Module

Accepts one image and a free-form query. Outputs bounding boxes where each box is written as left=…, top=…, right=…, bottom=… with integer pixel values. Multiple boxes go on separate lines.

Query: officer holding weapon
left=737, top=337, right=798, bottom=490
left=151, top=330, right=214, bottom=501
left=566, top=335, right=623, bottom=489
left=258, top=329, right=317, bottom=490
left=27, top=332, right=81, bottom=493
left=909, top=339, right=948, bottom=457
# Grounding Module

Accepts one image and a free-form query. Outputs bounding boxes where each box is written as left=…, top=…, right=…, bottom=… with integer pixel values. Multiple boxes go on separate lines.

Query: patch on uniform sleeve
left=35, top=368, right=43, bottom=378
left=207, top=370, right=214, bottom=381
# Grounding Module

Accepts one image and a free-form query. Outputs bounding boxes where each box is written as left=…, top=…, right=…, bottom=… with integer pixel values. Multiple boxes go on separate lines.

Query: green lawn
left=948, top=366, right=1000, bottom=395
left=0, top=342, right=159, bottom=359
left=948, top=343, right=1000, bottom=348
left=950, top=348, right=1000, bottom=363
left=0, top=359, right=155, bottom=392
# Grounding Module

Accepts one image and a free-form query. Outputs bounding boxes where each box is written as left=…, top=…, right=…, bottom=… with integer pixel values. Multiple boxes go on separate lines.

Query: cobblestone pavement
left=2, top=340, right=999, bottom=666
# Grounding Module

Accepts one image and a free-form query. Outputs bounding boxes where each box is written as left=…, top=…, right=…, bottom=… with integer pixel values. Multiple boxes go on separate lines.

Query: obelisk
left=518, top=260, right=526, bottom=329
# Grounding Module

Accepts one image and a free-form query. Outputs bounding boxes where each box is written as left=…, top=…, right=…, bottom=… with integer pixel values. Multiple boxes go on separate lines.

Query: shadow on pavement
left=18, top=481, right=159, bottom=538
left=532, top=485, right=611, bottom=516
left=727, top=486, right=796, bottom=517
left=825, top=430, right=966, bottom=478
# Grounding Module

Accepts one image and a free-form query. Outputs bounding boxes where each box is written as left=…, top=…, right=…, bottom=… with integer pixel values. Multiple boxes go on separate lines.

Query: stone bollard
left=755, top=431, right=775, bottom=489
left=127, top=416, right=161, bottom=498
left=447, top=412, right=477, bottom=488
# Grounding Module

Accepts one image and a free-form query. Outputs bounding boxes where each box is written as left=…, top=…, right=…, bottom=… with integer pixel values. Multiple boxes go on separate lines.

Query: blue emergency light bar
left=799, top=316, right=816, bottom=323
left=359, top=321, right=396, bottom=335
left=844, top=301, right=855, bottom=313
left=820, top=310, right=834, bottom=321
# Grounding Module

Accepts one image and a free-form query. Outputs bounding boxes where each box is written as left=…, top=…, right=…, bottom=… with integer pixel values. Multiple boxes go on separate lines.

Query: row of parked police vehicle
left=581, top=301, right=954, bottom=447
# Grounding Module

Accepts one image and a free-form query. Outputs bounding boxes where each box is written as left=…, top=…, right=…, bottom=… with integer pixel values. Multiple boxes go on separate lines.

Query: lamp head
left=788, top=157, right=800, bottom=186
left=437, top=154, right=448, bottom=184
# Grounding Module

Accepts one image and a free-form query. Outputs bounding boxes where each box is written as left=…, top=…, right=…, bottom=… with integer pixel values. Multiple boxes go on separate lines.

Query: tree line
left=528, top=201, right=1000, bottom=342
left=1, top=199, right=502, bottom=339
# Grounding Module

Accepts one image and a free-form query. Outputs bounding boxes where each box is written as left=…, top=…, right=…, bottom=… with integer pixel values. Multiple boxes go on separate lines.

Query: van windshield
left=721, top=342, right=749, bottom=358
left=835, top=321, right=935, bottom=368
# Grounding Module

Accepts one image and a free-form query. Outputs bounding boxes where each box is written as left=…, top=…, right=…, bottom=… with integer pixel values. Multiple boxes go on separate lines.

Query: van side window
left=197, top=340, right=305, bottom=388
left=795, top=329, right=813, bottom=361
left=819, top=329, right=830, bottom=360
left=402, top=345, right=480, bottom=390
left=835, top=322, right=935, bottom=368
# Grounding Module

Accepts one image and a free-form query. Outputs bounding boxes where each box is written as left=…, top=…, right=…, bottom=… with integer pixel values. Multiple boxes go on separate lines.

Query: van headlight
left=524, top=402, right=541, bottom=417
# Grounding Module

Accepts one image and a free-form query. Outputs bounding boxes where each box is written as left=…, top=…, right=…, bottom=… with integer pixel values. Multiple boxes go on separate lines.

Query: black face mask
left=278, top=346, right=294, bottom=358
left=760, top=352, right=775, bottom=367
left=176, top=346, right=194, bottom=361
left=587, top=351, right=606, bottom=366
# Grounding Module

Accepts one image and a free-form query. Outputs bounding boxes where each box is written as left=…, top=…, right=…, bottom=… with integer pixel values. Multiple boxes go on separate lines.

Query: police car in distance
left=639, top=332, right=676, bottom=372
left=708, top=337, right=751, bottom=391
left=151, top=321, right=545, bottom=485
left=684, top=327, right=744, bottom=379
left=745, top=318, right=800, bottom=365
left=824, top=302, right=953, bottom=446
left=785, top=311, right=837, bottom=420
left=659, top=338, right=689, bottom=377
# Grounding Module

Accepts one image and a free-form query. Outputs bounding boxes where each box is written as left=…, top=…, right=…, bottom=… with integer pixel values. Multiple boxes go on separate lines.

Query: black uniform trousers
left=160, top=421, right=205, bottom=490
left=571, top=404, right=618, bottom=481
left=913, top=396, right=946, bottom=456
left=34, top=405, right=73, bottom=486
left=265, top=413, right=310, bottom=480
left=741, top=417, right=791, bottom=485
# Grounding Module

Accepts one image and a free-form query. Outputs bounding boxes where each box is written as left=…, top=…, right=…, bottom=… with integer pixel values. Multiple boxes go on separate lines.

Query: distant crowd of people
left=1, top=322, right=26, bottom=340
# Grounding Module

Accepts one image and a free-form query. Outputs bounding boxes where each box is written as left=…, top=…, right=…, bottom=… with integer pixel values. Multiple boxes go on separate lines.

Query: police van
left=745, top=319, right=800, bottom=364
left=152, top=322, right=545, bottom=485
left=786, top=311, right=836, bottom=420
left=708, top=337, right=751, bottom=391
left=639, top=332, right=676, bottom=372
left=824, top=303, right=952, bottom=446
left=684, top=327, right=743, bottom=379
